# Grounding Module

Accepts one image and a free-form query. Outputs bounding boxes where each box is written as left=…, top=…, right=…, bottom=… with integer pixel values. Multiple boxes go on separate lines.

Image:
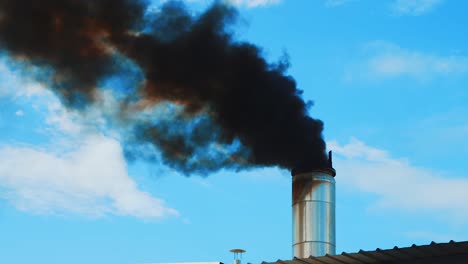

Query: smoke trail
left=0, top=0, right=328, bottom=174
left=0, top=0, right=145, bottom=106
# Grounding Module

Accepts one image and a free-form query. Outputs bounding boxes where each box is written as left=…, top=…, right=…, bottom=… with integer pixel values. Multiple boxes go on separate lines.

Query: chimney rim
left=291, top=167, right=336, bottom=177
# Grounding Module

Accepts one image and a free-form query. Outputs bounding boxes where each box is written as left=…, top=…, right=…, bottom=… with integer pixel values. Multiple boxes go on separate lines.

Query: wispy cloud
left=226, top=0, right=281, bottom=7
left=0, top=59, right=178, bottom=220
left=328, top=138, right=468, bottom=221
left=0, top=135, right=179, bottom=219
left=349, top=41, right=468, bottom=81
left=183, top=0, right=281, bottom=8
left=391, top=0, right=443, bottom=16
left=325, top=0, right=442, bottom=14
left=325, top=0, right=354, bottom=7
left=408, top=108, right=468, bottom=157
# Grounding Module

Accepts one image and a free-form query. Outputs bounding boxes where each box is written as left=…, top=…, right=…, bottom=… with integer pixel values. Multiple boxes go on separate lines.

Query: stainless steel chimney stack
left=292, top=151, right=336, bottom=258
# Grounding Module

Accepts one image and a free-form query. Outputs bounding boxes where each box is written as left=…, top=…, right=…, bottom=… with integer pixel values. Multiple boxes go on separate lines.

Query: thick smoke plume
left=0, top=0, right=328, bottom=174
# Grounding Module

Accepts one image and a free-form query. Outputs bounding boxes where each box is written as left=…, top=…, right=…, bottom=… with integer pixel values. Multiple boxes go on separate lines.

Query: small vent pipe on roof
left=230, top=249, right=245, bottom=264
left=292, top=151, right=336, bottom=258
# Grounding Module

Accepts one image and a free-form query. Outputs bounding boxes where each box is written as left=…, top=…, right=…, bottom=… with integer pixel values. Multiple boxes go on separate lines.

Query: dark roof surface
left=263, top=241, right=468, bottom=264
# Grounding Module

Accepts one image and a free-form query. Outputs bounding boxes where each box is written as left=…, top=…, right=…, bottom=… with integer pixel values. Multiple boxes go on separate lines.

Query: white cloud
left=225, top=0, right=281, bottom=7
left=325, top=0, right=354, bottom=7
left=352, top=41, right=468, bottom=80
left=0, top=58, right=178, bottom=220
left=0, top=58, right=107, bottom=140
left=325, top=0, right=441, bottom=13
left=0, top=135, right=178, bottom=219
left=328, top=138, right=468, bottom=220
left=45, top=101, right=85, bottom=135
left=186, top=0, right=280, bottom=8
left=419, top=109, right=468, bottom=139
left=392, top=0, right=443, bottom=16
left=0, top=57, right=50, bottom=99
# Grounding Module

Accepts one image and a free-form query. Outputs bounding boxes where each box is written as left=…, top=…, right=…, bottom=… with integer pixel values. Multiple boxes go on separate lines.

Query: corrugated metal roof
left=263, top=241, right=468, bottom=264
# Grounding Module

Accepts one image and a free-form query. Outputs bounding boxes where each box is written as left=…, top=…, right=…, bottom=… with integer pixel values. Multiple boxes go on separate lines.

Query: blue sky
left=1, top=0, right=468, bottom=263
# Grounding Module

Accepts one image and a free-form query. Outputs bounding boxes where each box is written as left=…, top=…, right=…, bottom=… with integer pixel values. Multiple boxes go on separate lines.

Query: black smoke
left=0, top=0, right=328, bottom=174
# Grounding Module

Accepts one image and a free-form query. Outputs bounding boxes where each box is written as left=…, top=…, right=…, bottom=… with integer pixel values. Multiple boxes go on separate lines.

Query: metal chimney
left=292, top=151, right=336, bottom=258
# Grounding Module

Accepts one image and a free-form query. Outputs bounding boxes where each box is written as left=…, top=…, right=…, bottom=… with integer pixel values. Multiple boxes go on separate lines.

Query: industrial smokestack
left=292, top=151, right=336, bottom=258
